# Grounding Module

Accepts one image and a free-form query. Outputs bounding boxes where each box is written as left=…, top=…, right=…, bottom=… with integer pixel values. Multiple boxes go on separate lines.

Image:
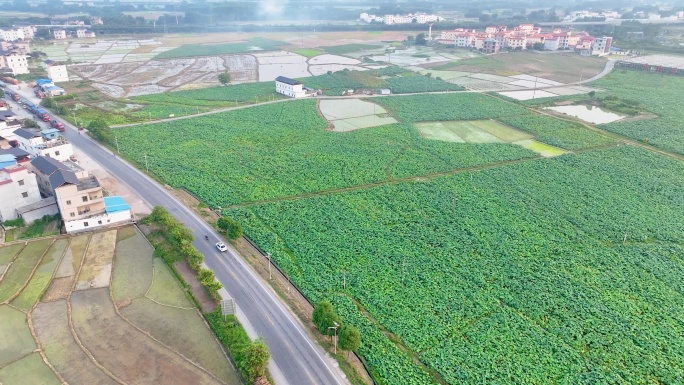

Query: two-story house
left=30, top=156, right=131, bottom=233
left=13, top=128, right=74, bottom=162
left=275, top=76, right=307, bottom=98
left=0, top=48, right=29, bottom=75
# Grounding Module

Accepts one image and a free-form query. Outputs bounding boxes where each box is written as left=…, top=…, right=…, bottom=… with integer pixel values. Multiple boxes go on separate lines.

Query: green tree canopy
left=244, top=338, right=270, bottom=381
left=338, top=324, right=361, bottom=356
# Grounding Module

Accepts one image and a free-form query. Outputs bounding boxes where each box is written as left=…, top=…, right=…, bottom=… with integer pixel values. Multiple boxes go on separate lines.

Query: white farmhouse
left=53, top=29, right=67, bottom=40
left=275, top=76, right=306, bottom=98
left=0, top=48, right=29, bottom=75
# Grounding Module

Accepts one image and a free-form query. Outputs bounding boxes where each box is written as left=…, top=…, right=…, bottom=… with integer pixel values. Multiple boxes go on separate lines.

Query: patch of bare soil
left=173, top=260, right=216, bottom=312
left=43, top=277, right=73, bottom=301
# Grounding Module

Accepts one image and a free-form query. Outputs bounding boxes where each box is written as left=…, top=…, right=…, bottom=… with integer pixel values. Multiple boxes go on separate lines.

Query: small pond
left=545, top=105, right=625, bottom=124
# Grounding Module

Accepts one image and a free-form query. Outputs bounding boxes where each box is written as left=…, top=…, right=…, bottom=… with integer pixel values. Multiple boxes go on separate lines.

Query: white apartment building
left=16, top=26, right=36, bottom=40
left=0, top=162, right=42, bottom=222
left=47, top=64, right=69, bottom=82
left=0, top=111, right=23, bottom=139
left=53, top=29, right=67, bottom=40
left=505, top=36, right=527, bottom=49
left=380, top=13, right=442, bottom=25
left=13, top=129, right=74, bottom=162
left=75, top=29, right=96, bottom=38
left=359, top=13, right=384, bottom=23
left=0, top=29, right=25, bottom=42
left=275, top=76, right=306, bottom=98
left=0, top=49, right=29, bottom=75
left=592, top=36, right=613, bottom=56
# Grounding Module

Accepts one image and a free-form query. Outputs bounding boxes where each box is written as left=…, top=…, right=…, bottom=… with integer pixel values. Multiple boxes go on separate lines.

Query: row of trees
left=312, top=301, right=360, bottom=357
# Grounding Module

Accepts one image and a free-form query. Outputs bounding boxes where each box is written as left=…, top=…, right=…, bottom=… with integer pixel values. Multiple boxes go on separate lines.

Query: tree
left=415, top=33, right=427, bottom=46
left=533, top=42, right=545, bottom=50
left=319, top=310, right=341, bottom=336
left=588, top=91, right=596, bottom=98
left=244, top=338, right=270, bottom=381
left=218, top=72, right=230, bottom=85
left=479, top=14, right=491, bottom=23
left=217, top=216, right=231, bottom=232
left=406, top=35, right=415, bottom=45
left=338, top=324, right=361, bottom=357
left=217, top=216, right=242, bottom=239
left=312, top=300, right=333, bottom=329
left=0, top=88, right=4, bottom=98
left=227, top=221, right=242, bottom=240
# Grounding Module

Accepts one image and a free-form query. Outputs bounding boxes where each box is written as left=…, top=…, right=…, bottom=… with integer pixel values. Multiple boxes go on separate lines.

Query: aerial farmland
left=24, top=28, right=684, bottom=385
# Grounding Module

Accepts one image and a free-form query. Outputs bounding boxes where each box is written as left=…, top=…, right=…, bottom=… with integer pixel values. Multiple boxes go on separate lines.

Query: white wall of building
left=64, top=209, right=131, bottom=233
left=275, top=80, right=306, bottom=98
left=53, top=30, right=67, bottom=39
left=0, top=167, right=42, bottom=221
left=47, top=65, right=69, bottom=82
left=0, top=29, right=25, bottom=41
left=0, top=53, right=29, bottom=75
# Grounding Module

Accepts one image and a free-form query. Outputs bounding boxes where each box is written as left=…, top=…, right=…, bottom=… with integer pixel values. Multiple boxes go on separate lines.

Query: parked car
left=216, top=242, right=228, bottom=252
left=50, top=120, right=65, bottom=132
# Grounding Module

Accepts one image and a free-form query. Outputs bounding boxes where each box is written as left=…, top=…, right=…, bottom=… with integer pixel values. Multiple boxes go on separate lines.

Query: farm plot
left=111, top=226, right=153, bottom=302
left=75, top=230, right=116, bottom=290
left=0, top=239, right=52, bottom=302
left=155, top=38, right=286, bottom=59
left=146, top=258, right=193, bottom=308
left=498, top=90, right=559, bottom=100
left=228, top=146, right=684, bottom=385
left=319, top=99, right=397, bottom=132
left=584, top=70, right=684, bottom=154
left=0, top=305, right=36, bottom=367
left=415, top=120, right=532, bottom=143
left=498, top=114, right=618, bottom=150
left=11, top=239, right=68, bottom=311
left=70, top=288, right=220, bottom=384
left=44, top=234, right=89, bottom=301
left=0, top=353, right=60, bottom=385
left=32, top=300, right=119, bottom=385
left=0, top=243, right=23, bottom=276
left=308, top=54, right=361, bottom=65
left=254, top=52, right=310, bottom=81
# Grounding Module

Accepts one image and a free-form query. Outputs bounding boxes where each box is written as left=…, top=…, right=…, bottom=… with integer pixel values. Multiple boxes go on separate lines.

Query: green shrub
left=2, top=217, right=25, bottom=228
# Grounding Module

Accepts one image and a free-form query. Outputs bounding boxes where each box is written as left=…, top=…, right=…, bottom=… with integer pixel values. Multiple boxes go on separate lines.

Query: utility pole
left=267, top=252, right=272, bottom=280
left=144, top=154, right=149, bottom=173
left=342, top=270, right=346, bottom=289
left=115, top=136, right=120, bottom=154
left=328, top=322, right=339, bottom=354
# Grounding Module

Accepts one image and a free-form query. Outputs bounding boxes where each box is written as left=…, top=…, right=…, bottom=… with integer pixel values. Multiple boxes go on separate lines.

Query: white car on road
left=216, top=242, right=228, bottom=252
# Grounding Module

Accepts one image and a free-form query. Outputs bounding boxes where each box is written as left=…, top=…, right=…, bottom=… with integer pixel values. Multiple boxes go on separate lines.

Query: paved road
left=5, top=89, right=347, bottom=385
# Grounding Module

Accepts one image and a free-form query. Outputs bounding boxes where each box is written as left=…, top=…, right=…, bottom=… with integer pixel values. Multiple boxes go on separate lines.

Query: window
left=18, top=180, right=24, bottom=186
left=82, top=196, right=88, bottom=202
left=66, top=200, right=71, bottom=205
left=22, top=192, right=28, bottom=198
left=55, top=151, right=60, bottom=156
left=98, top=220, right=102, bottom=225
left=70, top=212, right=75, bottom=217
left=83, top=222, right=89, bottom=227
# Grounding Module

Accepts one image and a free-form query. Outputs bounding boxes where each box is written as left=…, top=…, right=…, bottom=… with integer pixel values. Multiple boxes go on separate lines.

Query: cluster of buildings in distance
left=438, top=24, right=614, bottom=56
left=0, top=103, right=130, bottom=233
left=359, top=12, right=443, bottom=24
left=0, top=24, right=76, bottom=77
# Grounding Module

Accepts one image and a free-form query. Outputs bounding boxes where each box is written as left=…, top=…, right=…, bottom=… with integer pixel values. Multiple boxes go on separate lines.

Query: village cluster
left=437, top=24, right=616, bottom=56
